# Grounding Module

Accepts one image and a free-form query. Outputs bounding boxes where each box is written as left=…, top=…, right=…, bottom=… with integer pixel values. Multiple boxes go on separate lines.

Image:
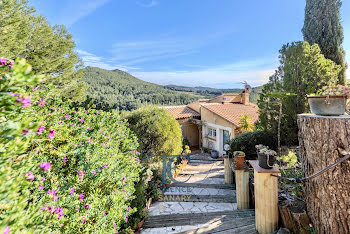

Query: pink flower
left=88, top=137, right=92, bottom=143
left=125, top=217, right=128, bottom=222
left=37, top=151, right=41, bottom=155
left=122, top=176, right=125, bottom=181
left=63, top=156, right=67, bottom=162
left=48, top=129, right=55, bottom=139
left=84, top=110, right=88, bottom=113
left=76, top=209, right=79, bottom=212
left=78, top=171, right=85, bottom=180
left=38, top=185, right=44, bottom=190
left=82, top=219, right=86, bottom=224
left=17, top=97, right=31, bottom=108
left=0, top=58, right=8, bottom=65
left=9, top=61, right=14, bottom=69
left=26, top=171, right=34, bottom=181
left=3, top=226, right=10, bottom=234
left=22, top=129, right=30, bottom=135
left=70, top=188, right=75, bottom=195
left=79, top=119, right=84, bottom=123
left=40, top=162, right=51, bottom=172
left=79, top=193, right=84, bottom=202
left=92, top=170, right=96, bottom=175
left=84, top=204, right=90, bottom=209
left=64, top=115, right=70, bottom=120
left=36, top=125, right=45, bottom=135
left=41, top=177, right=46, bottom=181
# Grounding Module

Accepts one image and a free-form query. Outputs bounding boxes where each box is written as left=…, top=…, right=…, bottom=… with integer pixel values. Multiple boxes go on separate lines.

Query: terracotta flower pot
left=235, top=155, right=245, bottom=168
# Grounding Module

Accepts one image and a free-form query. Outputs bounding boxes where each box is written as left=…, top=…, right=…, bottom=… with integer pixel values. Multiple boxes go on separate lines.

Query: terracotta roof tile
left=163, top=105, right=200, bottom=120
left=201, top=103, right=259, bottom=127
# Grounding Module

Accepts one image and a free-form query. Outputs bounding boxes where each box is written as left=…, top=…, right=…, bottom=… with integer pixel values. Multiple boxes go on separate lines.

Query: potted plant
left=211, top=149, right=219, bottom=159
left=307, top=85, right=350, bottom=116
left=233, top=151, right=245, bottom=168
left=256, top=144, right=277, bottom=169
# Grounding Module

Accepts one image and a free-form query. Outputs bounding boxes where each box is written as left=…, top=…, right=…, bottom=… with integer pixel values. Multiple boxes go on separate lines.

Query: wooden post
left=235, top=168, right=249, bottom=209
left=249, top=160, right=279, bottom=234
left=224, top=155, right=234, bottom=184
left=298, top=114, right=350, bottom=233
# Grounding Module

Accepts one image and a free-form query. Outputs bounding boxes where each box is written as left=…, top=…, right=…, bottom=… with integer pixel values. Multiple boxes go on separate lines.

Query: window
left=221, top=97, right=230, bottom=101
left=208, top=127, right=216, bottom=138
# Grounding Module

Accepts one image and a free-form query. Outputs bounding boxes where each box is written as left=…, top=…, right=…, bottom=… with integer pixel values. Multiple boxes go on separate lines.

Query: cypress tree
left=302, top=0, right=346, bottom=84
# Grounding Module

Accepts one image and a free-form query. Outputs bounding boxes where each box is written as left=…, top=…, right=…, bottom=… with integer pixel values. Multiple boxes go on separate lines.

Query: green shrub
left=229, top=131, right=277, bottom=159
left=0, top=59, right=147, bottom=233
left=124, top=105, right=183, bottom=157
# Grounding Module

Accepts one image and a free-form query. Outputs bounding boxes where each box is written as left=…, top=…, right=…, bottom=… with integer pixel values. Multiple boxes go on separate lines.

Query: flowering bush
left=0, top=59, right=147, bottom=233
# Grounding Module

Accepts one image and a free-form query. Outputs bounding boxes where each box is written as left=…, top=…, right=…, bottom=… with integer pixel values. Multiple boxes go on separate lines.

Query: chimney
left=242, top=91, right=249, bottom=105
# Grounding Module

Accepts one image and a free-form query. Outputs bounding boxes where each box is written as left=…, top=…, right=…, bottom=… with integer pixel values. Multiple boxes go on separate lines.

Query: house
left=163, top=90, right=259, bottom=156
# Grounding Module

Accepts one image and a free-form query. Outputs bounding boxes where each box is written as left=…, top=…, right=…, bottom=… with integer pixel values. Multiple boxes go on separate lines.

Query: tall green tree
left=257, top=42, right=341, bottom=145
left=0, top=0, right=86, bottom=101
left=302, top=0, right=346, bottom=84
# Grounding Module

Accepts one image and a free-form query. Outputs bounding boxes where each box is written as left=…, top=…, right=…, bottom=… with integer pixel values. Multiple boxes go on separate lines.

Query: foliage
left=182, top=138, right=190, bottom=147
left=0, top=59, right=146, bottom=233
left=255, top=145, right=277, bottom=157
left=309, top=85, right=350, bottom=97
left=278, top=151, right=298, bottom=168
left=182, top=145, right=191, bottom=155
left=229, top=131, right=277, bottom=159
left=302, top=0, right=346, bottom=84
left=256, top=42, right=341, bottom=145
left=0, top=58, right=44, bottom=233
left=233, top=151, right=245, bottom=156
left=81, top=67, right=201, bottom=111
left=0, top=0, right=86, bottom=101
left=238, top=114, right=254, bottom=133
left=124, top=105, right=183, bottom=157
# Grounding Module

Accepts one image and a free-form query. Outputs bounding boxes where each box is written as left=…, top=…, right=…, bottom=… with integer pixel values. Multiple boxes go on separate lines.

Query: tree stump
left=298, top=114, right=350, bottom=233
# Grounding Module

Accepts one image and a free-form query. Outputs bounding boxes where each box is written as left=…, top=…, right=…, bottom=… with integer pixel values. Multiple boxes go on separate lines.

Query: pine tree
left=302, top=0, right=346, bottom=84
left=256, top=42, right=341, bottom=145
left=0, top=0, right=86, bottom=101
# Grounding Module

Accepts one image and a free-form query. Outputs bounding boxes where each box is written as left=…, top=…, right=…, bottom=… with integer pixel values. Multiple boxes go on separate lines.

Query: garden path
left=140, top=153, right=256, bottom=234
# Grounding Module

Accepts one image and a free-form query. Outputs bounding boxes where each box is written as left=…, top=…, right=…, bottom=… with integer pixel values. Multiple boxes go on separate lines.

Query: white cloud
left=77, top=49, right=138, bottom=71
left=136, top=0, right=159, bottom=8
left=57, top=0, right=111, bottom=27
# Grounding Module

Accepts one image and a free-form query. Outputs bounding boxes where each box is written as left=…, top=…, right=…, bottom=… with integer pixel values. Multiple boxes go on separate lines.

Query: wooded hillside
left=81, top=67, right=202, bottom=110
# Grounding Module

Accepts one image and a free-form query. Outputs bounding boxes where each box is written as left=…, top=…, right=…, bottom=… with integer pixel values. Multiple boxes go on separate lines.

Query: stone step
left=189, top=160, right=224, bottom=164
left=174, top=176, right=225, bottom=184
left=179, top=169, right=224, bottom=174
left=159, top=194, right=236, bottom=203
left=189, top=154, right=224, bottom=161
left=148, top=202, right=237, bottom=216
left=167, top=183, right=235, bottom=190
left=163, top=187, right=234, bottom=196
left=176, top=173, right=224, bottom=179
left=144, top=210, right=255, bottom=228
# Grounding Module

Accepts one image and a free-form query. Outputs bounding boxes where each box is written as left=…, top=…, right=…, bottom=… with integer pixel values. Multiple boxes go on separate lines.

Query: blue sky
left=31, top=0, right=350, bottom=88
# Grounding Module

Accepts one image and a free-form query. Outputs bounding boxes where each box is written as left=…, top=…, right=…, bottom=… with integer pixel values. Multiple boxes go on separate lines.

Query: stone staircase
left=141, top=153, right=257, bottom=234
